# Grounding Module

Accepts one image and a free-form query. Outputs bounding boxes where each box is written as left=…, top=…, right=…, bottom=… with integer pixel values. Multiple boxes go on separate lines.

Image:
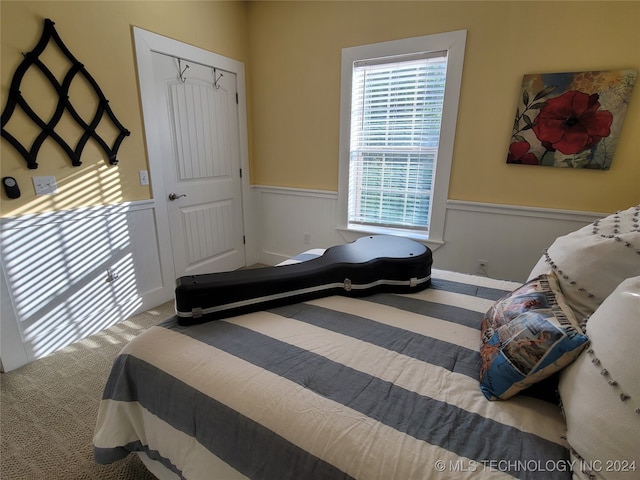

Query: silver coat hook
left=213, top=68, right=223, bottom=89
left=178, top=58, right=189, bottom=83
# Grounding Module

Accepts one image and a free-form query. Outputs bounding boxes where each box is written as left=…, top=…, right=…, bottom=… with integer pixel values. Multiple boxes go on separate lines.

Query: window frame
left=337, top=30, right=467, bottom=244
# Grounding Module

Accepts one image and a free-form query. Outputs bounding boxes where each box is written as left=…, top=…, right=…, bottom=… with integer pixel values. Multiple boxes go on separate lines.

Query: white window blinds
left=348, top=51, right=448, bottom=231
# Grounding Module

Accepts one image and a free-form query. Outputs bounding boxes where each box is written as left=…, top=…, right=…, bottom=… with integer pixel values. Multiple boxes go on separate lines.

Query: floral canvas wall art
left=507, top=70, right=637, bottom=169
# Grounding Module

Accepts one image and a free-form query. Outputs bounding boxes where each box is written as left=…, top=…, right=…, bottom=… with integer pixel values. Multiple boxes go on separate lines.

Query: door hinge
left=236, top=92, right=239, bottom=104
left=239, top=168, right=242, bottom=178
left=243, top=235, right=246, bottom=245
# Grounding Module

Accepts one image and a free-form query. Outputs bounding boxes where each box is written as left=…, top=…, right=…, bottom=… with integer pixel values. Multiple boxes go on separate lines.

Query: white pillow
left=558, top=276, right=640, bottom=480
left=528, top=205, right=640, bottom=321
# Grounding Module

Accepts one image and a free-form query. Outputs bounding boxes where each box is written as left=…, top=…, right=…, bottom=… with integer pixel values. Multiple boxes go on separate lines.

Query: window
left=338, top=31, right=466, bottom=242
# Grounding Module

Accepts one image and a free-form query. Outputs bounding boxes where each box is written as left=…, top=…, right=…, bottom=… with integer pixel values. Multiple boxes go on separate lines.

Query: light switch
left=33, top=176, right=58, bottom=195
left=139, top=170, right=149, bottom=186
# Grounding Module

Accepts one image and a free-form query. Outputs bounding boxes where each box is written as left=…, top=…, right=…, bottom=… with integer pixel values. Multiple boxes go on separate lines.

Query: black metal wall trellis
left=1, top=18, right=130, bottom=169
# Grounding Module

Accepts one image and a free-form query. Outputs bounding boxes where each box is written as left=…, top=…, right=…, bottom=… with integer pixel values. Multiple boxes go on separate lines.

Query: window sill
left=335, top=225, right=444, bottom=249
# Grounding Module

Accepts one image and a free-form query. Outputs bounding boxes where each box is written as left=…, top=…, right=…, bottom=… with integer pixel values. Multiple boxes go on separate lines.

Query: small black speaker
left=2, top=177, right=21, bottom=199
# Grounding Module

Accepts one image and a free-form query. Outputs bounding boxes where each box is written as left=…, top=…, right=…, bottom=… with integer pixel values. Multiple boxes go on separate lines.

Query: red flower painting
left=507, top=141, right=538, bottom=165
left=532, top=91, right=613, bottom=155
left=507, top=70, right=637, bottom=169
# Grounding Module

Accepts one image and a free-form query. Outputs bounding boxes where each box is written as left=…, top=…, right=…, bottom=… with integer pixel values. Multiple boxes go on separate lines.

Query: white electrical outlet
left=32, top=176, right=58, bottom=195
left=477, top=259, right=489, bottom=276
left=106, top=268, right=119, bottom=283
left=139, top=170, right=149, bottom=186
left=304, top=233, right=311, bottom=245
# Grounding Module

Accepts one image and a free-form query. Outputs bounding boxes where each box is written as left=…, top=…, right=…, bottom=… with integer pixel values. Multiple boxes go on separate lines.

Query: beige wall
left=2, top=1, right=639, bottom=217
left=1, top=0, right=249, bottom=216
left=247, top=1, right=640, bottom=213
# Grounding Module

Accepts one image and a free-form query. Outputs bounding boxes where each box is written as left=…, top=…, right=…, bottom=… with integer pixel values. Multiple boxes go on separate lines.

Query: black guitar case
left=175, top=235, right=432, bottom=325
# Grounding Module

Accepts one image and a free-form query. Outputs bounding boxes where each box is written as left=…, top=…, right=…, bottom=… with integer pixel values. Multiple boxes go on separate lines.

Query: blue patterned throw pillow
left=479, top=273, right=589, bottom=400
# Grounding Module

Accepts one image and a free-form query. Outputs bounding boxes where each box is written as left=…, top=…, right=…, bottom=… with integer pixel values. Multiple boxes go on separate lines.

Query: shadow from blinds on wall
left=1, top=164, right=143, bottom=362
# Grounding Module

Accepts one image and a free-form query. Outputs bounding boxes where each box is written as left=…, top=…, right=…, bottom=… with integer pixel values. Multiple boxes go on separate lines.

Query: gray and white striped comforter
left=93, top=269, right=570, bottom=480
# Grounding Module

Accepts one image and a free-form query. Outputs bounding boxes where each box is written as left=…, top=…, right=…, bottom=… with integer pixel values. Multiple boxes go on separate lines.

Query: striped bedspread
left=93, top=269, right=570, bottom=480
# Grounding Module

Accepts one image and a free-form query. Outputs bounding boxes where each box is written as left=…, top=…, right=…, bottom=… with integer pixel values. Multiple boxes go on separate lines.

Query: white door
left=151, top=53, right=246, bottom=277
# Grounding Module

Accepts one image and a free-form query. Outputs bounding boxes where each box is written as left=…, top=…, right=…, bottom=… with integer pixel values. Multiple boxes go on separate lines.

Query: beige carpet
left=1, top=301, right=176, bottom=480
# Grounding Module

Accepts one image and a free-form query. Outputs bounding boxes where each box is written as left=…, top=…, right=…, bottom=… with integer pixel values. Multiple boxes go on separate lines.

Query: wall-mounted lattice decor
left=1, top=18, right=130, bottom=169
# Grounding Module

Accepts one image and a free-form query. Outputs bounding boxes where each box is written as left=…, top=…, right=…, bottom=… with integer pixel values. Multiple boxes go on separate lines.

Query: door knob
left=168, top=192, right=187, bottom=201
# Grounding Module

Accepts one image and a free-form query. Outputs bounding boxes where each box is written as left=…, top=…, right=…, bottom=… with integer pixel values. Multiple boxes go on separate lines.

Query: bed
left=94, top=206, right=640, bottom=480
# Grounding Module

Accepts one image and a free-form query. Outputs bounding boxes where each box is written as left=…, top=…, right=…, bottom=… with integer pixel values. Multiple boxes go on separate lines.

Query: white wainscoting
left=1, top=189, right=608, bottom=371
left=254, top=186, right=343, bottom=265
left=0, top=201, right=172, bottom=371
left=438, top=200, right=605, bottom=281
left=253, top=185, right=606, bottom=282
